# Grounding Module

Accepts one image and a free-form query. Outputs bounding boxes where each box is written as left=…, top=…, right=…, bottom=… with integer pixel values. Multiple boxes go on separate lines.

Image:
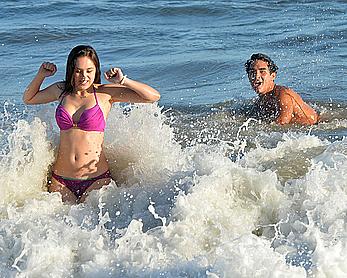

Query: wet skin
left=248, top=60, right=319, bottom=125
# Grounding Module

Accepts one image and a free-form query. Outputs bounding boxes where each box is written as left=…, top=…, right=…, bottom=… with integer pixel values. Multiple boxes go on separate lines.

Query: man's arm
left=276, top=91, right=294, bottom=125
left=277, top=87, right=319, bottom=125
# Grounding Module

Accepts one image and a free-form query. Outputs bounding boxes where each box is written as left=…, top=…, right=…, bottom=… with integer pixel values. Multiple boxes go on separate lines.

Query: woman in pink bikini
left=23, top=45, right=160, bottom=203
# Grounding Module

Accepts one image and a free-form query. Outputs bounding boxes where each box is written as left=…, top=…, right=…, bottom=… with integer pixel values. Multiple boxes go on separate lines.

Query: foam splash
left=1, top=104, right=347, bottom=277
left=104, top=104, right=187, bottom=186
left=0, top=117, right=54, bottom=207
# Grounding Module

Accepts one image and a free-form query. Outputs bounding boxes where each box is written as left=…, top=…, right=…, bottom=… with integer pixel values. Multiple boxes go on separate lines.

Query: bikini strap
left=56, top=82, right=66, bottom=104
left=58, top=92, right=67, bottom=105
left=93, top=86, right=99, bottom=105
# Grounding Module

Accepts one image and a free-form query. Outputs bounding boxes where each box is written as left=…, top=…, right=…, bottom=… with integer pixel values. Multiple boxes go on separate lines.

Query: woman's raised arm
left=23, top=62, right=62, bottom=105
left=98, top=67, right=160, bottom=103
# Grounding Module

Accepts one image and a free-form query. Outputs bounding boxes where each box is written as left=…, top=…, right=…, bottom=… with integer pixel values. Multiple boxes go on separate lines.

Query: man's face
left=247, top=59, right=276, bottom=95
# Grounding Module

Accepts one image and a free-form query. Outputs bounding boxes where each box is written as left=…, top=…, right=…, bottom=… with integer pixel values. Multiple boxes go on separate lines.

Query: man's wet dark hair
left=244, top=53, right=279, bottom=74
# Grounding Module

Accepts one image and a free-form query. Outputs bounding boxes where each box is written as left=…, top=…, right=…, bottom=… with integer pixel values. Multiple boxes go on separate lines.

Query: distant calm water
left=0, top=1, right=347, bottom=277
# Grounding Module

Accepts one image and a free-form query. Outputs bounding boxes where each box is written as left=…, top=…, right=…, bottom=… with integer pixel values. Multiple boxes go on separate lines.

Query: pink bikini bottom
left=51, top=170, right=111, bottom=199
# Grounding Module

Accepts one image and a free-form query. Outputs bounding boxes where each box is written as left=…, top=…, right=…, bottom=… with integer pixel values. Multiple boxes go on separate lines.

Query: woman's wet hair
left=63, top=45, right=101, bottom=95
left=244, top=53, right=279, bottom=74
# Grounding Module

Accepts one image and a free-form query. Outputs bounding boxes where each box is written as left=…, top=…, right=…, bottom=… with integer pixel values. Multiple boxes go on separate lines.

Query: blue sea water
left=1, top=0, right=346, bottom=106
left=0, top=1, right=347, bottom=277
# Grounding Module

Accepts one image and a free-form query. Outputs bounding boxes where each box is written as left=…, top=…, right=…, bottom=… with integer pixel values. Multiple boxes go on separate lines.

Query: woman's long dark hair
left=62, top=45, right=101, bottom=95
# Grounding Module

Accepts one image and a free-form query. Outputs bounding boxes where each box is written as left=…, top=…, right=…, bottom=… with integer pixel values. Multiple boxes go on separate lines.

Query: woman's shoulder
left=51, top=81, right=66, bottom=100
left=37, top=81, right=66, bottom=101
left=93, top=84, right=116, bottom=95
left=93, top=84, right=113, bottom=100
left=46, top=81, right=66, bottom=95
left=54, top=81, right=66, bottom=91
left=94, top=83, right=121, bottom=90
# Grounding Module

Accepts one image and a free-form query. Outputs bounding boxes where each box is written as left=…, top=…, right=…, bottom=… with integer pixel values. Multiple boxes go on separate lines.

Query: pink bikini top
left=55, top=89, right=106, bottom=132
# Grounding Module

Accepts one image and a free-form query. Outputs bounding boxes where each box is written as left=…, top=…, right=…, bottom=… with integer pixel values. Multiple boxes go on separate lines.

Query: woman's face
left=73, top=56, right=96, bottom=91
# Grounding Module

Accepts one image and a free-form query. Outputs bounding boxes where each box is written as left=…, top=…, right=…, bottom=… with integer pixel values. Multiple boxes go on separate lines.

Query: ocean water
left=1, top=0, right=347, bottom=277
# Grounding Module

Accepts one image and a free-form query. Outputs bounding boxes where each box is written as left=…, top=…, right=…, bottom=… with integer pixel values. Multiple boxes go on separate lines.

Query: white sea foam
left=0, top=117, right=54, bottom=207
left=1, top=104, right=347, bottom=277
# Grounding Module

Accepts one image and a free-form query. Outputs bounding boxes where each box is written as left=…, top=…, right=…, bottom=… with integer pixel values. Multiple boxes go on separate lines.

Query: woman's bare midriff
left=52, top=128, right=109, bottom=179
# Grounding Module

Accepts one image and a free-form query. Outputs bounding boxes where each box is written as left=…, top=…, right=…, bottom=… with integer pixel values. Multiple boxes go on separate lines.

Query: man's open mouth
left=253, top=80, right=262, bottom=88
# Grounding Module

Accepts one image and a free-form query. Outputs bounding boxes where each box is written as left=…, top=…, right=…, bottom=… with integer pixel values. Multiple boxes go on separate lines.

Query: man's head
left=244, top=53, right=278, bottom=95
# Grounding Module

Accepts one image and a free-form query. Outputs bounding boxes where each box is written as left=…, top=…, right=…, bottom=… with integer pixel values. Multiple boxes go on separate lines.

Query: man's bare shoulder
left=276, top=85, right=292, bottom=94
left=277, top=85, right=302, bottom=101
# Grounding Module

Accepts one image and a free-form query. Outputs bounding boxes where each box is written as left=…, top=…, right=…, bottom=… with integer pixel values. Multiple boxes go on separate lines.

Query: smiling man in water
left=245, top=53, right=319, bottom=125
